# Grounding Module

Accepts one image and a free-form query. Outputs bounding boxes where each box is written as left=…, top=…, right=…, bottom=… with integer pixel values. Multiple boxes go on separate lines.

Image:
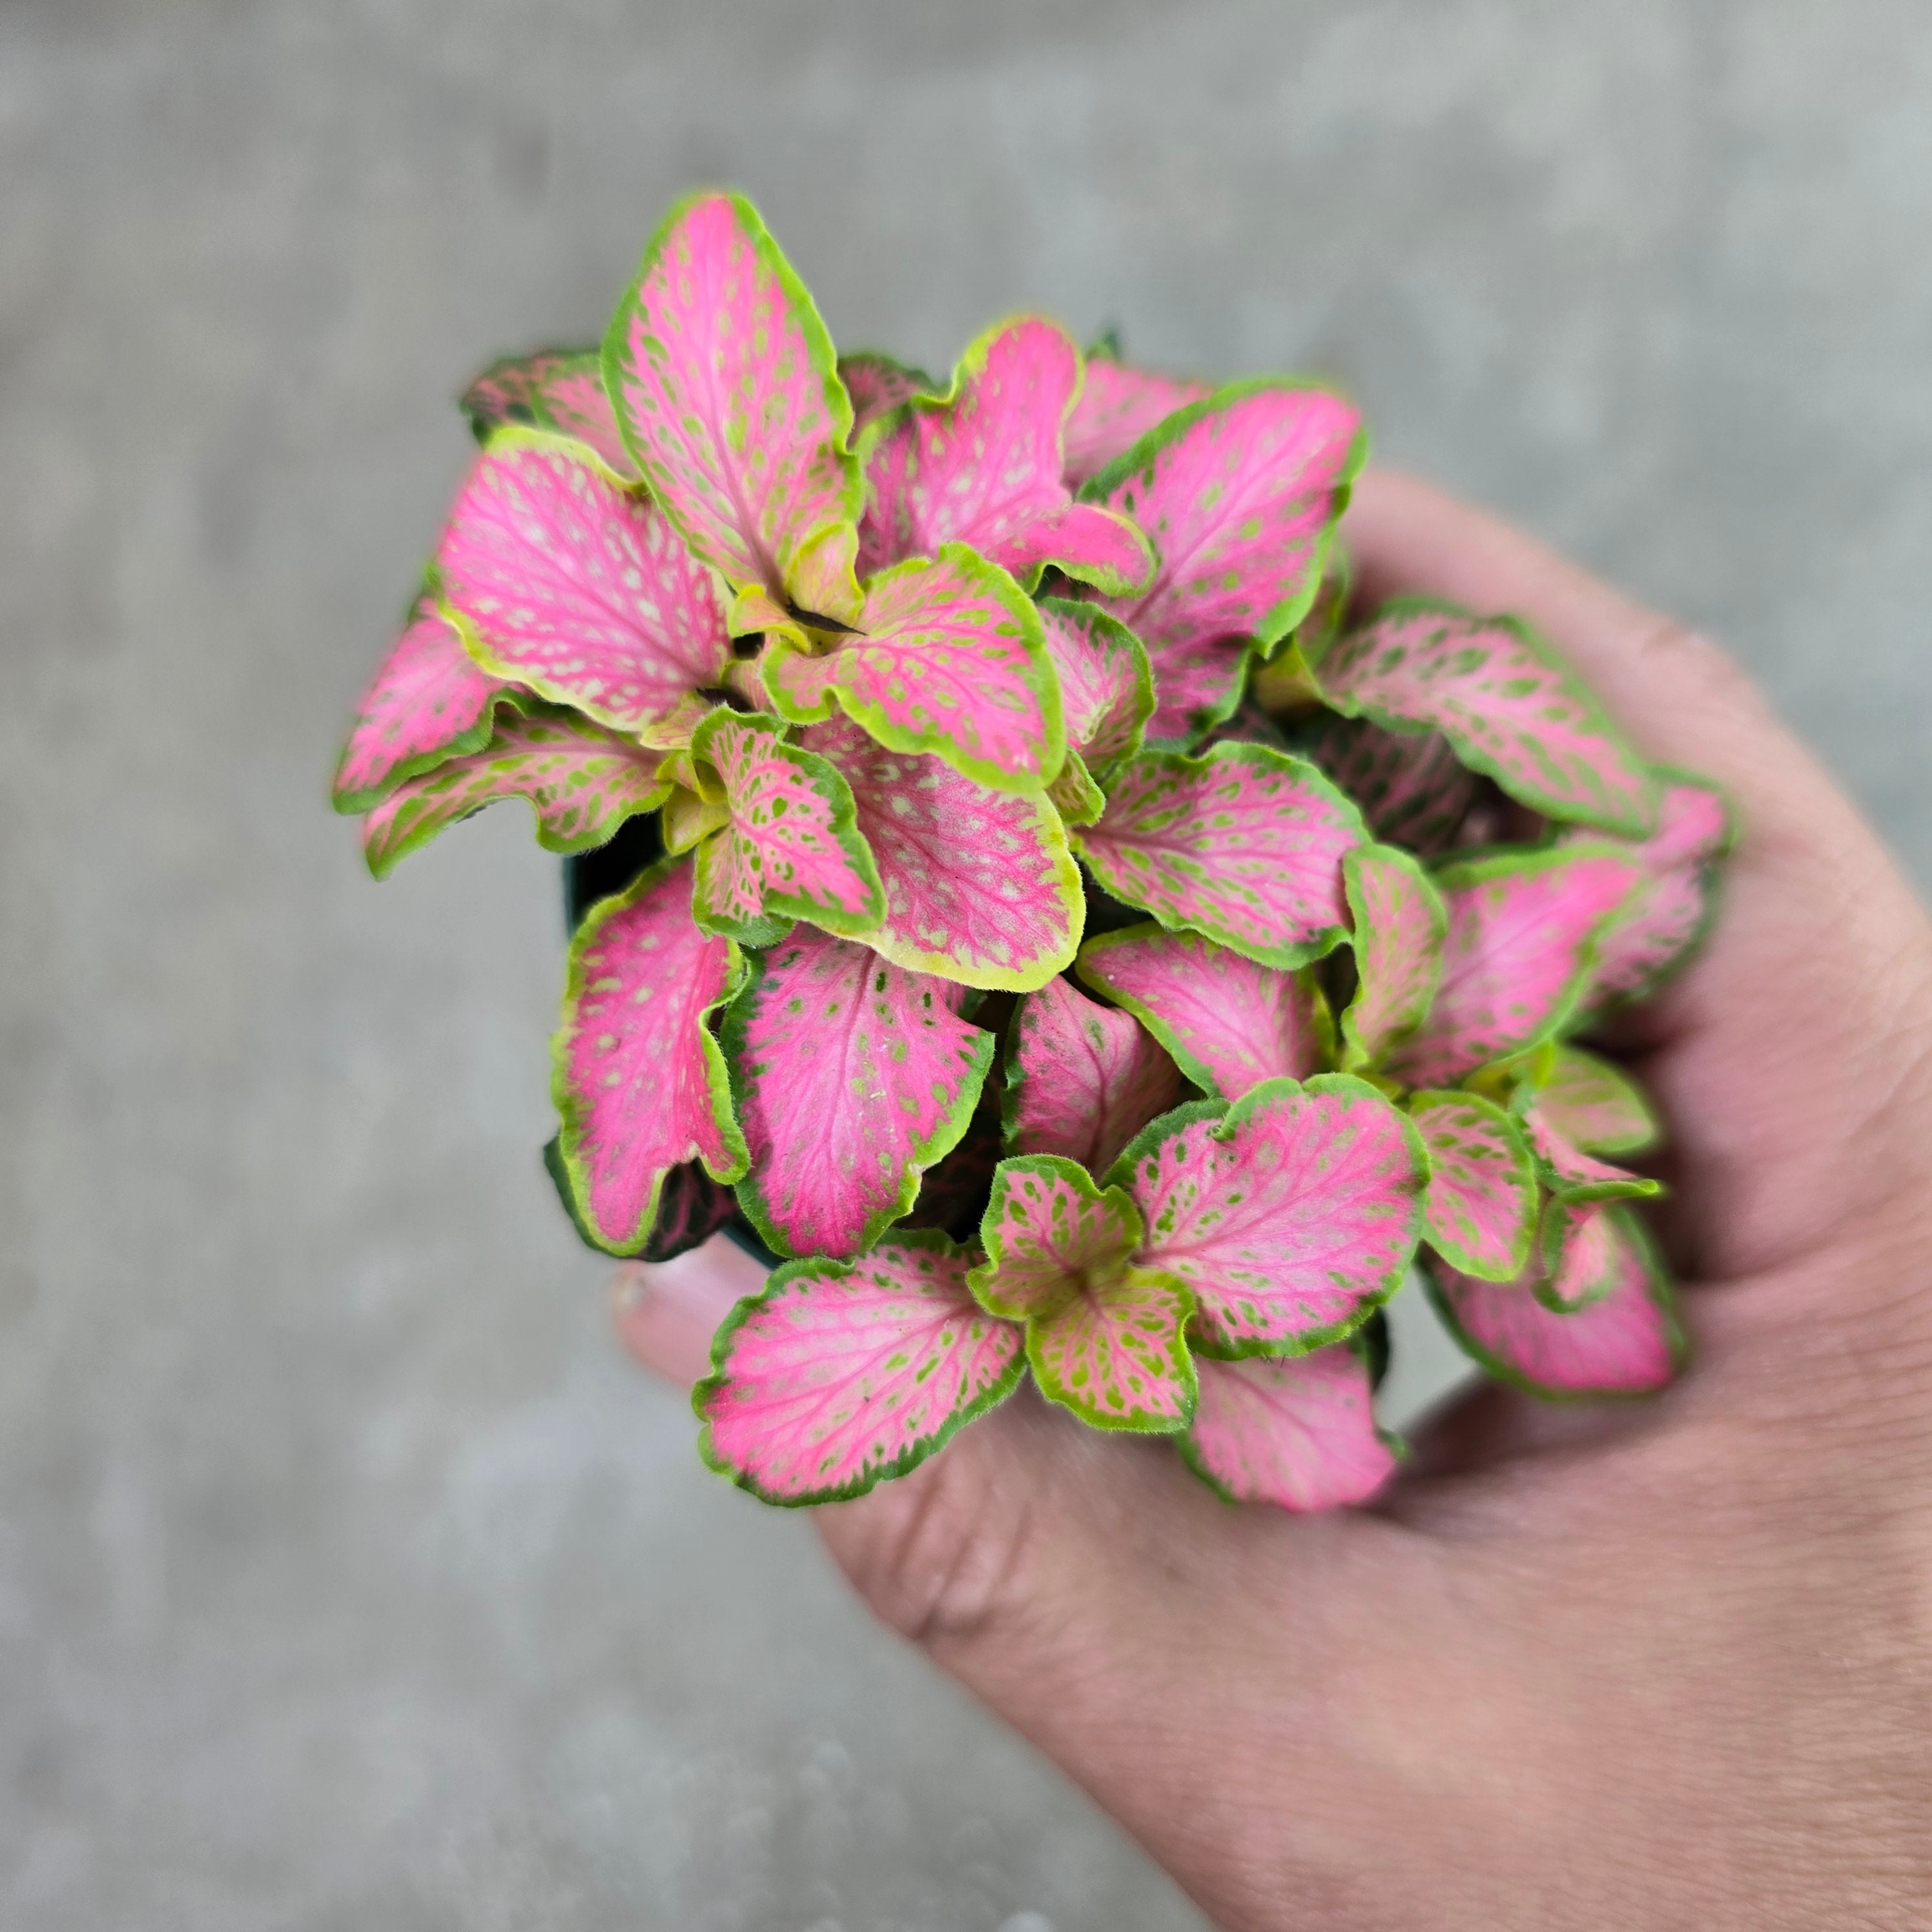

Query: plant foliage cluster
left=335, top=192, right=1729, bottom=1509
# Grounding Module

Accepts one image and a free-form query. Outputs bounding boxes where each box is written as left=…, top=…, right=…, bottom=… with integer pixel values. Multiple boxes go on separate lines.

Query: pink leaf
left=434, top=432, right=732, bottom=738
left=1082, top=384, right=1364, bottom=741
left=361, top=706, right=670, bottom=878
left=1639, top=772, right=1732, bottom=868
left=1564, top=775, right=1733, bottom=1009
left=1075, top=925, right=1330, bottom=1100
left=766, top=545, right=1062, bottom=792
left=1339, top=845, right=1448, bottom=1072
left=460, top=347, right=639, bottom=481
left=1528, top=1045, right=1660, bottom=1156
left=838, top=351, right=936, bottom=440
left=1062, top=355, right=1212, bottom=488
left=724, top=927, right=994, bottom=1259
left=1316, top=601, right=1658, bottom=836
left=1532, top=1198, right=1631, bottom=1311
left=603, top=191, right=863, bottom=622
left=1138, top=635, right=1255, bottom=746
left=544, top=1138, right=737, bottom=1264
left=1385, top=849, right=1645, bottom=1089
left=1409, top=1091, right=1539, bottom=1282
left=551, top=856, right=748, bottom=1253
left=1002, top=975, right=1186, bottom=1172
left=686, top=710, right=883, bottom=941
left=800, top=714, right=1082, bottom=991
left=1180, top=1347, right=1396, bottom=1510
left=971, top=1156, right=1197, bottom=1433
left=1073, top=745, right=1366, bottom=969
left=1118, top=1077, right=1428, bottom=1357
left=695, top=1233, right=1024, bottom=1503
left=1579, top=866, right=1714, bottom=1011
left=858, top=318, right=1155, bottom=596
left=1036, top=599, right=1154, bottom=778
left=1523, top=1105, right=1661, bottom=1205
left=1427, top=1208, right=1684, bottom=1396
left=333, top=592, right=517, bottom=812
left=1299, top=715, right=1480, bottom=858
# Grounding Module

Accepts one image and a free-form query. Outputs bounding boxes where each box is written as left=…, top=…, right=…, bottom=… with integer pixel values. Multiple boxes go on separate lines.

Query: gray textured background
left=4, top=2, right=1929, bottom=1927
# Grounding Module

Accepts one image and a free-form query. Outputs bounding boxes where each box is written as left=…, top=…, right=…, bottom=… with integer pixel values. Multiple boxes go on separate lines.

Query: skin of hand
left=613, top=473, right=1932, bottom=1932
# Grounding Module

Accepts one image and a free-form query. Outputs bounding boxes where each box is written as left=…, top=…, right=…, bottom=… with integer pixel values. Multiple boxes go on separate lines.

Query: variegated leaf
left=1316, top=601, right=1658, bottom=836
left=1002, top=975, right=1186, bottom=1172
left=333, top=592, right=519, bottom=812
left=1073, top=745, right=1366, bottom=969
left=767, top=545, right=1062, bottom=793
left=695, top=1233, right=1024, bottom=1503
left=1063, top=354, right=1211, bottom=488
left=1116, top=1077, right=1428, bottom=1357
left=1075, top=925, right=1330, bottom=1100
left=1565, top=774, right=1734, bottom=1010
left=838, top=351, right=936, bottom=440
left=1428, top=1208, right=1684, bottom=1396
left=604, top=191, right=863, bottom=622
left=687, top=710, right=883, bottom=940
left=1180, top=1346, right=1396, bottom=1511
left=801, top=714, right=1083, bottom=990
left=1527, top=1045, right=1660, bottom=1156
left=551, top=856, right=747, bottom=1253
left=1385, top=849, right=1644, bottom=1089
left=435, top=431, right=732, bottom=737
left=1082, top=382, right=1364, bottom=741
left=859, top=317, right=1153, bottom=595
left=362, top=705, right=670, bottom=878
left=1340, top=844, right=1448, bottom=1072
left=724, top=927, right=994, bottom=1259
left=1036, top=598, right=1154, bottom=778
left=972, top=1156, right=1196, bottom=1432
left=1523, top=1106, right=1661, bottom=1205
left=1410, top=1091, right=1539, bottom=1282
left=460, top=346, right=638, bottom=480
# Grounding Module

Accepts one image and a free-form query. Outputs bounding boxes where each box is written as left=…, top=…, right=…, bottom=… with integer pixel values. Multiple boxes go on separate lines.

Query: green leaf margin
left=601, top=189, right=863, bottom=615
left=1107, top=1076, right=1430, bottom=1363
left=1339, top=842, right=1448, bottom=1073
left=1073, top=923, right=1337, bottom=1101
left=1076, top=374, right=1370, bottom=656
left=765, top=542, right=1066, bottom=796
left=1174, top=1322, right=1407, bottom=1508
left=550, top=854, right=750, bottom=1256
left=1036, top=595, right=1157, bottom=781
left=1315, top=595, right=1660, bottom=838
left=1421, top=1206, right=1688, bottom=1402
left=686, top=708, right=885, bottom=943
left=718, top=940, right=997, bottom=1260
left=691, top=1228, right=1027, bottom=1508
left=1408, top=1089, right=1539, bottom=1283
left=1071, top=742, right=1368, bottom=972
left=361, top=700, right=670, bottom=881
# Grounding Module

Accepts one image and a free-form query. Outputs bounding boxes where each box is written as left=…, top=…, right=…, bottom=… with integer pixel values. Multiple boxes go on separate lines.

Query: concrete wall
left=3, top=3, right=1927, bottom=1926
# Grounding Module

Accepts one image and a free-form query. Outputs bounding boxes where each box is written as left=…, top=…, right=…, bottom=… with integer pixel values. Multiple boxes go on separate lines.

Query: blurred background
left=4, top=1, right=1929, bottom=1926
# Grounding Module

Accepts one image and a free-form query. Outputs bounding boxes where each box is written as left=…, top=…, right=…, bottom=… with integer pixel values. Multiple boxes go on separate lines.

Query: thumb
left=613, top=1236, right=1451, bottom=1929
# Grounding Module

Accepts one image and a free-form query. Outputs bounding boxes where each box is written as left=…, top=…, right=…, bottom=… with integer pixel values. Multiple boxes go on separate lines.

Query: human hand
left=615, top=473, right=1932, bottom=1931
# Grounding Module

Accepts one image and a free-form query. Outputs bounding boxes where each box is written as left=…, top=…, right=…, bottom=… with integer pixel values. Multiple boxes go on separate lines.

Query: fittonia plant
left=336, top=190, right=1732, bottom=1512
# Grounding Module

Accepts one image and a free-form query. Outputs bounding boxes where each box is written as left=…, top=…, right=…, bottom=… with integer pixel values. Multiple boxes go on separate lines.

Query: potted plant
left=334, top=190, right=1729, bottom=1512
